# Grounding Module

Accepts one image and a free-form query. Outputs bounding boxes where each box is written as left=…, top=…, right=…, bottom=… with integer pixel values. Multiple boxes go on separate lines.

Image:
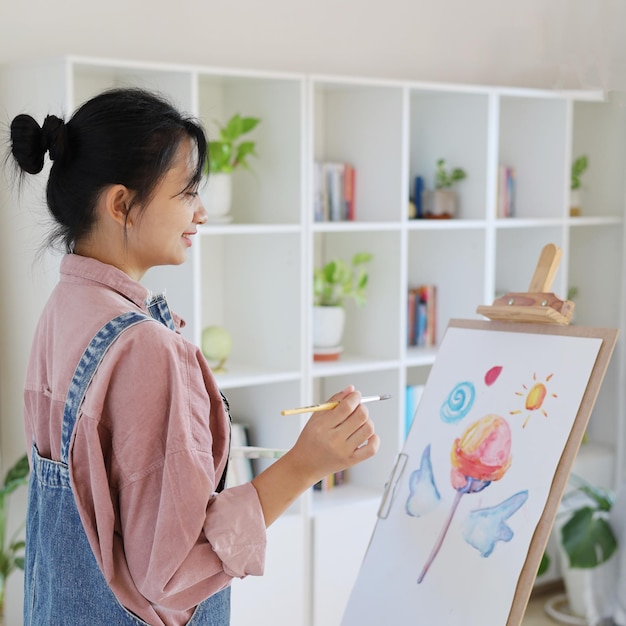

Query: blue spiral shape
left=440, top=381, right=475, bottom=424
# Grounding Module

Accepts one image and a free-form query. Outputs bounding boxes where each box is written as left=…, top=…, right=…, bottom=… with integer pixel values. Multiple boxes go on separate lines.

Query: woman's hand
left=287, top=386, right=380, bottom=485
left=251, top=385, right=380, bottom=526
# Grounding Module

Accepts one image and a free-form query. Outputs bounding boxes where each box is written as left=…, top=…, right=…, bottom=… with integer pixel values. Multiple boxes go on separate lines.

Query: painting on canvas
left=343, top=320, right=617, bottom=626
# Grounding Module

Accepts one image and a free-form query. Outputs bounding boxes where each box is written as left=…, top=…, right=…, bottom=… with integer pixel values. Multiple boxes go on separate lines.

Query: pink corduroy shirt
left=23, top=254, right=266, bottom=626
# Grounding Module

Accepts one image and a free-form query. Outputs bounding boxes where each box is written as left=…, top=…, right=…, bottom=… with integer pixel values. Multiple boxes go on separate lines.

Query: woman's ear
left=101, top=184, right=133, bottom=228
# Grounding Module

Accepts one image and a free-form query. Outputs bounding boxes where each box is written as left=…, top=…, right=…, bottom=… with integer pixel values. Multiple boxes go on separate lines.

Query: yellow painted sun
left=510, top=373, right=557, bottom=428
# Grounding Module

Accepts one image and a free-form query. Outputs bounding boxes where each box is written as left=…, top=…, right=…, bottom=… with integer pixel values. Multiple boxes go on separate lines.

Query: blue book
left=415, top=301, right=427, bottom=347
left=414, top=176, right=424, bottom=219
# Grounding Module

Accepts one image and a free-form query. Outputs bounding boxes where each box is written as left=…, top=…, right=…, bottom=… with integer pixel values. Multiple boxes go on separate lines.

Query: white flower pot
left=554, top=515, right=590, bottom=620
left=201, top=172, right=232, bottom=220
left=570, top=188, right=582, bottom=217
left=422, top=189, right=458, bottom=218
left=313, top=306, right=345, bottom=348
left=560, top=553, right=589, bottom=619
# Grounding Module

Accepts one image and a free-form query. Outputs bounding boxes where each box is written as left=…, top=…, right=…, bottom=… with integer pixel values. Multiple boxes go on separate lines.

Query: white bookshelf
left=1, top=55, right=625, bottom=626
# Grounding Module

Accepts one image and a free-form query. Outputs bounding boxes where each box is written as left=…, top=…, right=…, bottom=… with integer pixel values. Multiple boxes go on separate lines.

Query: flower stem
left=417, top=490, right=464, bottom=584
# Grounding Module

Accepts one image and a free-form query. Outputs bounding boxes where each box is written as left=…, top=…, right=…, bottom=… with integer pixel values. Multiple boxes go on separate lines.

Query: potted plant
left=541, top=474, right=617, bottom=621
left=312, top=252, right=372, bottom=358
left=423, top=158, right=467, bottom=219
left=0, top=454, right=29, bottom=625
left=570, top=155, right=588, bottom=217
left=201, top=113, right=261, bottom=222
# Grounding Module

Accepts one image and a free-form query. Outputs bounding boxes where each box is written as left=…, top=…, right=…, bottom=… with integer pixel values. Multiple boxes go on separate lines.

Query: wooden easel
left=476, top=243, right=574, bottom=325
left=343, top=243, right=619, bottom=626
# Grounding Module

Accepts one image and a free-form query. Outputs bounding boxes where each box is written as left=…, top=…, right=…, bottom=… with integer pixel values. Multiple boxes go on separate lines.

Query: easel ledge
left=476, top=243, right=574, bottom=325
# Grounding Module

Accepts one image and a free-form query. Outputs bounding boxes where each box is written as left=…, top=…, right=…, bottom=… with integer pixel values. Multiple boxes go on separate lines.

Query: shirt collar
left=60, top=254, right=186, bottom=331
left=60, top=254, right=149, bottom=308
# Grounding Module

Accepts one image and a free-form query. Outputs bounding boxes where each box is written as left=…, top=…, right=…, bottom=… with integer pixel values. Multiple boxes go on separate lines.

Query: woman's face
left=126, top=138, right=207, bottom=277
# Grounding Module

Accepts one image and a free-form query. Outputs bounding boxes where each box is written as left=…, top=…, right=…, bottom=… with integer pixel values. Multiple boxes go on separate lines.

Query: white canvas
left=343, top=325, right=603, bottom=626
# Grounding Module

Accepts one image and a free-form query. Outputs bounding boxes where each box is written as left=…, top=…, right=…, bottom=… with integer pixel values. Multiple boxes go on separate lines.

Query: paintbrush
left=281, top=394, right=391, bottom=416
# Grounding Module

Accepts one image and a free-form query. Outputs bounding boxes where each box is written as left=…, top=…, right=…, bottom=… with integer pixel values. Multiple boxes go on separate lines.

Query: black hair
left=8, top=87, right=208, bottom=252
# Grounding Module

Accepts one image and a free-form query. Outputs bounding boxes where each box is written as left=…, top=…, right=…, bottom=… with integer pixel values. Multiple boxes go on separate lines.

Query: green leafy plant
left=313, top=253, right=373, bottom=308
left=539, top=473, right=617, bottom=578
left=434, top=158, right=467, bottom=189
left=571, top=155, right=589, bottom=191
left=0, top=454, right=29, bottom=618
left=205, top=113, right=261, bottom=174
left=560, top=475, right=617, bottom=569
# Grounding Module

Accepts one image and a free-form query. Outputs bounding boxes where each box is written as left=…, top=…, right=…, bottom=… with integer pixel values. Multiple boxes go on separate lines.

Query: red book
left=344, top=163, right=355, bottom=220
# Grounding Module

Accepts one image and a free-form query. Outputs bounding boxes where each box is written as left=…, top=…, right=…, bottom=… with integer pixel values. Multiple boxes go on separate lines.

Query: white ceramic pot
left=422, top=189, right=458, bottom=218
left=570, top=188, right=582, bottom=217
left=313, top=305, right=345, bottom=348
left=201, top=172, right=232, bottom=220
left=555, top=516, right=589, bottom=620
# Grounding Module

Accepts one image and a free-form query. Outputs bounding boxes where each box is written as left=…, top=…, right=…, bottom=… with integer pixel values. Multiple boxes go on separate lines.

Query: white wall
left=0, top=0, right=623, bottom=91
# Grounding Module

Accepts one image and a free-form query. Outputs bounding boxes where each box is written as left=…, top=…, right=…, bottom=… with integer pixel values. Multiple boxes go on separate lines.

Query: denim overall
left=24, top=304, right=230, bottom=625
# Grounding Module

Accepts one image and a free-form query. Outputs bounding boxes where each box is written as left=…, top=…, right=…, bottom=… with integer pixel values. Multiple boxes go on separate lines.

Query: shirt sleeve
left=70, top=321, right=266, bottom=612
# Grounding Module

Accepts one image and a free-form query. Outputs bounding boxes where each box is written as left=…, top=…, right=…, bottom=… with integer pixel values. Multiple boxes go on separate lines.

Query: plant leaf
left=208, top=142, right=233, bottom=173
left=221, top=113, right=243, bottom=141
left=240, top=117, right=261, bottom=134
left=1, top=455, right=29, bottom=497
left=233, top=142, right=258, bottom=169
left=561, top=506, right=618, bottom=568
left=537, top=552, right=550, bottom=576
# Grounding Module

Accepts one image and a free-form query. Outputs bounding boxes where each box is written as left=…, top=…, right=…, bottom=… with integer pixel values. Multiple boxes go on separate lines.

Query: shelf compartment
left=568, top=224, right=622, bottom=329
left=200, top=231, right=303, bottom=372
left=313, top=230, right=403, bottom=361
left=409, top=89, right=490, bottom=221
left=198, top=71, right=304, bottom=226
left=572, top=91, right=626, bottom=219
left=494, top=226, right=565, bottom=298
left=407, top=228, right=486, bottom=338
left=312, top=80, right=404, bottom=223
left=498, top=95, right=568, bottom=219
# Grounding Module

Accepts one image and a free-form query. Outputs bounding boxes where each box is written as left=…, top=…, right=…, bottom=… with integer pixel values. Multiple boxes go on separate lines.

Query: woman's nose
left=195, top=198, right=208, bottom=224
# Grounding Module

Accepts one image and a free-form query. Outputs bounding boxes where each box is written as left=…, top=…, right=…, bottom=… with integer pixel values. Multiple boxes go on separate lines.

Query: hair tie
left=41, top=115, right=68, bottom=162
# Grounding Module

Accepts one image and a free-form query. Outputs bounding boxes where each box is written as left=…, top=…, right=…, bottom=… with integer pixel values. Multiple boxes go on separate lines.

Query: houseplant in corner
left=0, top=454, right=29, bottom=625
left=201, top=113, right=261, bottom=222
left=423, top=158, right=467, bottom=219
left=544, top=474, right=617, bottom=623
left=312, top=252, right=372, bottom=360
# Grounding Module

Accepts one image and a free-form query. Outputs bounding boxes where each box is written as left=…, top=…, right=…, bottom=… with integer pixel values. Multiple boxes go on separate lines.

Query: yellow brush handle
left=281, top=395, right=390, bottom=416
left=281, top=401, right=339, bottom=416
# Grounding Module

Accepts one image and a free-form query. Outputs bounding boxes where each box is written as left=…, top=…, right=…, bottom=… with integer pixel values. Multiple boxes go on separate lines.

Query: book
left=404, top=384, right=425, bottom=438
left=314, top=469, right=347, bottom=491
left=344, top=163, right=355, bottom=221
left=407, top=285, right=437, bottom=348
left=413, top=176, right=424, bottom=219
left=313, top=161, right=356, bottom=221
left=497, top=165, right=516, bottom=218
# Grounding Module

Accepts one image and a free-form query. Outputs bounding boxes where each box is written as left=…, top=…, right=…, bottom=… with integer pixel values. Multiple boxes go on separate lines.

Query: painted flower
left=450, top=414, right=512, bottom=490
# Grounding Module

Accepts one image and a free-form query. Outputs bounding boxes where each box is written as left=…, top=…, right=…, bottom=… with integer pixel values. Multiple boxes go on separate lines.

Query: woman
left=8, top=87, right=379, bottom=625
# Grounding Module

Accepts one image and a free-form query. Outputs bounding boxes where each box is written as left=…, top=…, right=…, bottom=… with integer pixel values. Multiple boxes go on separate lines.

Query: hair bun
left=10, top=113, right=67, bottom=175
left=41, top=115, right=67, bottom=163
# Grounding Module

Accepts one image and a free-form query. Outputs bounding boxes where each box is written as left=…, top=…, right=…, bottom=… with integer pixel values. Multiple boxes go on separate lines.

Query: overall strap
left=60, top=311, right=152, bottom=464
